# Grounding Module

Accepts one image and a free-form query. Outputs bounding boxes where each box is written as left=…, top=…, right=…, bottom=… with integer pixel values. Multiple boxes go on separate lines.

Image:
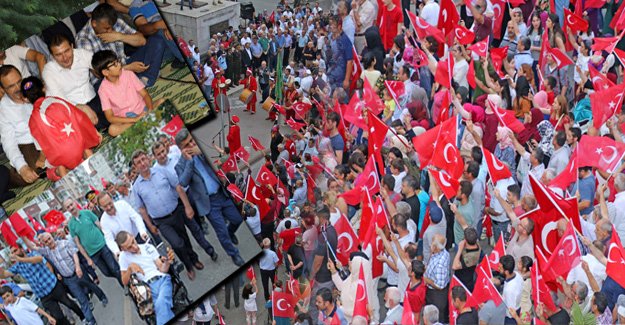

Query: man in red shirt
left=379, top=0, right=404, bottom=51
left=211, top=69, right=227, bottom=112
left=239, top=68, right=258, bottom=113
left=226, top=115, right=241, bottom=155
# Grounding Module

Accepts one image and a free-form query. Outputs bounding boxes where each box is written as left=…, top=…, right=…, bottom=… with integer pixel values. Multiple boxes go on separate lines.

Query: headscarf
left=517, top=108, right=545, bottom=144
left=333, top=256, right=380, bottom=323
left=486, top=94, right=502, bottom=113
left=362, top=26, right=385, bottom=72
left=533, top=91, right=549, bottom=111
left=497, top=126, right=514, bottom=149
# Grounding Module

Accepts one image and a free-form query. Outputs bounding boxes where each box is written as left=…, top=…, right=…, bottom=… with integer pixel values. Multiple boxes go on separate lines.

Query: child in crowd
left=91, top=50, right=164, bottom=137
left=242, top=278, right=258, bottom=325
left=382, top=88, right=396, bottom=124
left=0, top=286, right=56, bottom=325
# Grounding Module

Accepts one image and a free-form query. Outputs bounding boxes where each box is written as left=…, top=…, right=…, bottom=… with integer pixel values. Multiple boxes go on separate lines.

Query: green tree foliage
left=0, top=0, right=94, bottom=49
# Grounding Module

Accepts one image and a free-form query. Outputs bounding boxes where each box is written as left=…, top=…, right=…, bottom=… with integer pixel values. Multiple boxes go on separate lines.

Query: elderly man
left=23, top=232, right=108, bottom=325
left=42, top=33, right=106, bottom=130
left=0, top=244, right=85, bottom=325
left=382, top=287, right=403, bottom=324
left=175, top=129, right=245, bottom=266
left=0, top=65, right=43, bottom=187
left=75, top=3, right=164, bottom=87
left=116, top=230, right=176, bottom=325
left=131, top=149, right=207, bottom=281
left=64, top=198, right=123, bottom=286
left=97, top=192, right=150, bottom=256
left=424, top=234, right=450, bottom=323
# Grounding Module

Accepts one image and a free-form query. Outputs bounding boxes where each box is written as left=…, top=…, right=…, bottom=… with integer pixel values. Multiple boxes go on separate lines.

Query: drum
left=239, top=89, right=253, bottom=104
left=262, top=97, right=275, bottom=111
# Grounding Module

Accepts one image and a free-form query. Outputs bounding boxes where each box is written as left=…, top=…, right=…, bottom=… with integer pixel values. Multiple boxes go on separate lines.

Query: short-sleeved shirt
left=329, top=134, right=344, bottom=153
left=9, top=252, right=57, bottom=298
left=68, top=210, right=106, bottom=256
left=327, top=32, right=353, bottom=84
left=454, top=199, right=475, bottom=244
left=456, top=309, right=479, bottom=324
left=1, top=45, right=31, bottom=78
left=380, top=6, right=403, bottom=51
left=129, top=0, right=161, bottom=23
left=119, top=243, right=166, bottom=283
left=37, top=239, right=79, bottom=277
left=133, top=167, right=181, bottom=219
left=4, top=297, right=44, bottom=325
left=314, top=225, right=338, bottom=283
left=572, top=175, right=596, bottom=216
left=259, top=248, right=279, bottom=271
left=478, top=300, right=506, bottom=324
left=98, top=69, right=145, bottom=117
left=405, top=280, right=426, bottom=315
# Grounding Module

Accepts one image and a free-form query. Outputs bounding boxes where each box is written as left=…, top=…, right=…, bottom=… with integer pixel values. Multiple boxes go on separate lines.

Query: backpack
left=128, top=275, right=154, bottom=317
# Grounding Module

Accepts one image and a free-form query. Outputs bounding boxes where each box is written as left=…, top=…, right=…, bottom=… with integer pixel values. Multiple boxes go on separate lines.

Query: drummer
left=239, top=68, right=258, bottom=114
left=267, top=77, right=277, bottom=121
left=211, top=69, right=228, bottom=112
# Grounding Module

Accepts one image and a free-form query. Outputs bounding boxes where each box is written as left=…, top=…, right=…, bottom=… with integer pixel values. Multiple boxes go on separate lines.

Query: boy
left=91, top=50, right=164, bottom=137
left=0, top=286, right=56, bottom=325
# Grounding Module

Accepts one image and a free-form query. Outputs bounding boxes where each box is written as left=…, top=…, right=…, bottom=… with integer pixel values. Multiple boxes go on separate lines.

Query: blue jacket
left=175, top=155, right=223, bottom=216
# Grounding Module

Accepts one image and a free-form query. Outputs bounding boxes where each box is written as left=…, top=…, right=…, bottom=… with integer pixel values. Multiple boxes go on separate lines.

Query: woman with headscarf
left=362, top=26, right=385, bottom=72
left=517, top=108, right=545, bottom=146
left=482, top=94, right=502, bottom=152
left=495, top=126, right=517, bottom=178
left=513, top=76, right=532, bottom=119
left=330, top=254, right=380, bottom=323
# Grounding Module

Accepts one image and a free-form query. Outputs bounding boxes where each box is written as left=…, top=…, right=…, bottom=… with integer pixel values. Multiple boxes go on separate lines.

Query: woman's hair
left=554, top=94, right=569, bottom=117
left=497, top=78, right=513, bottom=109
left=530, top=12, right=544, bottom=35
left=21, top=76, right=46, bottom=104
left=242, top=283, right=254, bottom=300
left=547, top=13, right=564, bottom=47
left=521, top=64, right=535, bottom=89
left=520, top=256, right=534, bottom=272
left=362, top=52, right=376, bottom=69
left=425, top=35, right=439, bottom=53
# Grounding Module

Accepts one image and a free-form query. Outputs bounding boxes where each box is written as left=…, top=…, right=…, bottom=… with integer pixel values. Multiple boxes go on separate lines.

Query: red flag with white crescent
left=429, top=168, right=459, bottom=200
left=482, top=147, right=513, bottom=184
left=468, top=37, right=489, bottom=57
left=545, top=223, right=582, bottom=278
left=332, top=214, right=359, bottom=265
left=272, top=291, right=295, bottom=318
left=248, top=136, right=265, bottom=151
left=606, top=229, right=625, bottom=288
left=449, top=275, right=473, bottom=325
left=221, top=155, right=239, bottom=173
left=353, top=264, right=370, bottom=320
left=161, top=115, right=184, bottom=136
left=467, top=258, right=504, bottom=308
left=227, top=184, right=244, bottom=202
left=256, top=164, right=278, bottom=186
left=245, top=176, right=270, bottom=217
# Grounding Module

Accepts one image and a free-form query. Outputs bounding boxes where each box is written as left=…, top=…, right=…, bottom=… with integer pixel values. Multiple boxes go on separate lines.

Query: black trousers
left=426, top=285, right=449, bottom=324
left=225, top=273, right=241, bottom=308
left=153, top=204, right=199, bottom=272
left=260, top=269, right=275, bottom=301
left=260, top=221, right=275, bottom=249
left=41, top=280, right=85, bottom=325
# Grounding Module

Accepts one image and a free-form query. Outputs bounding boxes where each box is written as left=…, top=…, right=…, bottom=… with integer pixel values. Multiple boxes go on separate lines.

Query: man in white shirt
left=486, top=177, right=516, bottom=242
left=499, top=255, right=523, bottom=323
left=420, top=0, right=440, bottom=27
left=351, top=0, right=376, bottom=54
left=42, top=34, right=106, bottom=130
left=338, top=1, right=355, bottom=45
left=0, top=65, right=41, bottom=187
left=0, top=286, right=56, bottom=325
left=98, top=192, right=149, bottom=257
left=117, top=230, right=175, bottom=325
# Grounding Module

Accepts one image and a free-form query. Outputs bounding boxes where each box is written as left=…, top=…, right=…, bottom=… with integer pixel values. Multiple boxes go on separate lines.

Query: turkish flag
left=342, top=94, right=368, bottom=130
left=385, top=80, right=405, bottom=108
left=584, top=0, right=606, bottom=8
left=488, top=234, right=507, bottom=271
left=272, top=291, right=295, bottom=318
left=256, top=164, right=278, bottom=186
left=467, top=60, right=476, bottom=89
left=453, top=25, right=475, bottom=45
left=468, top=37, right=489, bottom=57
left=9, top=213, right=34, bottom=240
left=0, top=221, right=18, bottom=247
left=359, top=191, right=376, bottom=241
left=539, top=32, right=550, bottom=69
left=29, top=97, right=101, bottom=170
left=286, top=117, right=307, bottom=131
left=545, top=223, right=581, bottom=278
left=449, top=275, right=473, bottom=325
left=401, top=291, right=418, bottom=324
left=611, top=0, right=625, bottom=31
left=332, top=214, right=359, bottom=265
left=430, top=116, right=463, bottom=179
left=405, top=10, right=445, bottom=44
left=246, top=266, right=255, bottom=281
left=282, top=158, right=296, bottom=179
left=490, top=46, right=508, bottom=78
left=606, top=230, right=625, bottom=288
left=362, top=78, right=385, bottom=115
left=353, top=264, right=370, bottom=320
left=527, top=204, right=562, bottom=261
left=269, top=10, right=275, bottom=23
left=563, top=9, right=589, bottom=34
left=216, top=169, right=227, bottom=180
left=217, top=310, right=226, bottom=325
left=549, top=150, right=578, bottom=190
left=340, top=156, right=380, bottom=205
left=615, top=48, right=625, bottom=67
left=482, top=147, right=512, bottom=184
left=245, top=176, right=270, bottom=217
left=531, top=262, right=558, bottom=314
left=221, top=155, right=238, bottom=173
left=227, top=184, right=243, bottom=202
left=434, top=59, right=452, bottom=89
left=529, top=173, right=583, bottom=235
left=161, top=115, right=184, bottom=137
left=590, top=84, right=625, bottom=129
left=546, top=47, right=574, bottom=69
left=248, top=136, right=265, bottom=151
left=233, top=146, right=250, bottom=163
left=351, top=45, right=363, bottom=92
left=491, top=0, right=506, bottom=39
left=429, top=168, right=459, bottom=200
left=292, top=101, right=312, bottom=119
left=589, top=64, right=615, bottom=91
left=492, top=105, right=525, bottom=133
left=467, top=258, right=504, bottom=308
left=28, top=215, right=44, bottom=232
left=367, top=113, right=389, bottom=176
left=273, top=103, right=287, bottom=116
left=577, top=135, right=625, bottom=173
left=412, top=123, right=439, bottom=167
left=305, top=173, right=316, bottom=202
left=592, top=30, right=625, bottom=53
left=362, top=216, right=385, bottom=278
left=437, top=0, right=460, bottom=37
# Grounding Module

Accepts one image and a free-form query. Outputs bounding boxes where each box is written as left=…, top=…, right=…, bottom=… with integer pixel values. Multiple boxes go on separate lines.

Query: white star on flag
left=61, top=123, right=75, bottom=137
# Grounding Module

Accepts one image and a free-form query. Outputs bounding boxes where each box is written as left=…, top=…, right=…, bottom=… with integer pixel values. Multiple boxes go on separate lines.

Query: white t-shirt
left=420, top=1, right=440, bottom=27
left=1, top=45, right=31, bottom=78
left=119, top=244, right=167, bottom=282
left=4, top=297, right=44, bottom=325
left=246, top=206, right=261, bottom=235
left=566, top=254, right=607, bottom=293
left=244, top=291, right=257, bottom=312
left=503, top=272, right=524, bottom=317
left=193, top=299, right=215, bottom=322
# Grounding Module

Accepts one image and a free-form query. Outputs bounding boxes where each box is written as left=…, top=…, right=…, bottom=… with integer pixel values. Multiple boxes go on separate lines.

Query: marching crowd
left=198, top=0, right=625, bottom=324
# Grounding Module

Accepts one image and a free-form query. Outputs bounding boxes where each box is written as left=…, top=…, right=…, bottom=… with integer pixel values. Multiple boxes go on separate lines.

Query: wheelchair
left=126, top=243, right=192, bottom=325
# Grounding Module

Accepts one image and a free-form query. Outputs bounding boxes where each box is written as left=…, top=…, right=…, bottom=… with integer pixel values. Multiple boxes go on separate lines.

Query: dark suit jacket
left=175, top=155, right=224, bottom=217
left=242, top=48, right=253, bottom=68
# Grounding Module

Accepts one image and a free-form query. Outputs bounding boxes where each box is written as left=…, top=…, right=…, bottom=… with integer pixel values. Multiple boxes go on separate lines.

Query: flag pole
left=322, top=230, right=338, bottom=262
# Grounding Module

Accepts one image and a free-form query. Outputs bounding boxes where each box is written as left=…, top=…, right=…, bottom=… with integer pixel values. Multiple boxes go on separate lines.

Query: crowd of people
left=191, top=0, right=625, bottom=323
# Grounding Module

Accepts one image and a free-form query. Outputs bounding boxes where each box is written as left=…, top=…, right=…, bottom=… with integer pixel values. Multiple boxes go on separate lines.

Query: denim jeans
left=64, top=274, right=106, bottom=324
left=206, top=190, right=242, bottom=257
left=492, top=219, right=511, bottom=243
left=91, top=245, right=122, bottom=286
left=128, top=31, right=166, bottom=87
left=149, top=275, right=174, bottom=325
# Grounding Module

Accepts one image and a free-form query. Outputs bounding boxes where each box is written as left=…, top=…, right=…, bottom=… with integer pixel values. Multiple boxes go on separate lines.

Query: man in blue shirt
left=327, top=15, right=354, bottom=92
left=572, top=166, right=596, bottom=217
left=174, top=129, right=245, bottom=267
left=131, top=149, right=205, bottom=281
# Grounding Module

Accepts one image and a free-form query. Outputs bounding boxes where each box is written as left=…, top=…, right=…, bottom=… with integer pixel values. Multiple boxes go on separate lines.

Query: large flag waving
left=467, top=258, right=503, bottom=308
left=590, top=83, right=625, bottom=129
left=353, top=264, right=370, bottom=320
left=607, top=230, right=625, bottom=288
left=577, top=135, right=625, bottom=173
left=482, top=147, right=513, bottom=184
left=545, top=223, right=582, bottom=278
left=332, top=214, right=359, bottom=265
